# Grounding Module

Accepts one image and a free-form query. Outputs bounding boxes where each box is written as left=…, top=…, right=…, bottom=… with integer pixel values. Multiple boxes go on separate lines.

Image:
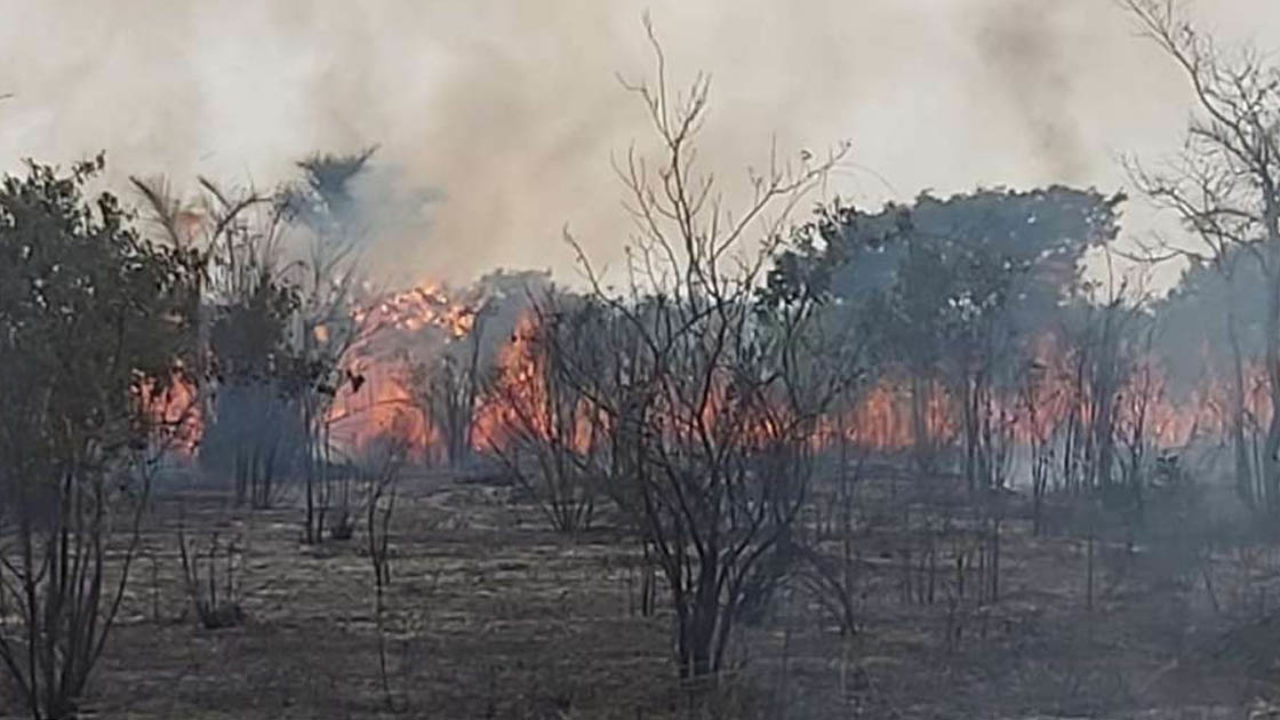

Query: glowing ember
left=351, top=284, right=476, bottom=339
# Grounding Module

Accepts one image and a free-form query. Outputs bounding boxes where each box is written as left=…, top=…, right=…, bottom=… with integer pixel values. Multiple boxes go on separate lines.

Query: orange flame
left=329, top=282, right=477, bottom=460
left=137, top=371, right=202, bottom=456
left=158, top=286, right=1280, bottom=472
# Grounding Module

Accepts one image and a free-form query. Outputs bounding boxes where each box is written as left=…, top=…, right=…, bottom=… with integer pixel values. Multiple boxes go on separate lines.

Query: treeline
left=5, top=1, right=1280, bottom=717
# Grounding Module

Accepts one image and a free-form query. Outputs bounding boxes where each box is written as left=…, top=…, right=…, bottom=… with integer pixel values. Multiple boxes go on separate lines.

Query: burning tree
left=1153, top=254, right=1269, bottom=503
left=1048, top=281, right=1157, bottom=498
left=132, top=173, right=311, bottom=509
left=777, top=187, right=1124, bottom=470
left=412, top=324, right=485, bottom=468
left=537, top=21, right=858, bottom=678
left=773, top=186, right=1125, bottom=609
left=403, top=280, right=513, bottom=469
left=479, top=292, right=616, bottom=535
left=416, top=269, right=554, bottom=468
left=135, top=149, right=391, bottom=539
left=197, top=185, right=306, bottom=509
left=287, top=150, right=376, bottom=543
left=0, top=157, right=198, bottom=719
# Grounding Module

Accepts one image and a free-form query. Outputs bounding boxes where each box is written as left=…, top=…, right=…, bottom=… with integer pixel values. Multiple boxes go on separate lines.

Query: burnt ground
left=9, top=467, right=1280, bottom=719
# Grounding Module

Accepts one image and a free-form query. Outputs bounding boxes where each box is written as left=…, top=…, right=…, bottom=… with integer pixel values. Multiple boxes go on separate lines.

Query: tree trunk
left=1263, top=201, right=1280, bottom=514
left=1227, top=303, right=1256, bottom=509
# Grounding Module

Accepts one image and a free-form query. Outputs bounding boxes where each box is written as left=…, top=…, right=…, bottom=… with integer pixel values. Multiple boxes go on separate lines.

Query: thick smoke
left=972, top=0, right=1086, bottom=183
left=2, top=0, right=1280, bottom=287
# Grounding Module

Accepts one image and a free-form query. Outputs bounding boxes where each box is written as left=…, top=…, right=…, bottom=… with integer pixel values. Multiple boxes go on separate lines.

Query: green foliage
left=285, top=146, right=378, bottom=246
left=770, top=186, right=1125, bottom=373
left=0, top=156, right=198, bottom=719
left=209, top=274, right=301, bottom=383
left=1153, top=246, right=1268, bottom=394
left=0, top=155, right=198, bottom=464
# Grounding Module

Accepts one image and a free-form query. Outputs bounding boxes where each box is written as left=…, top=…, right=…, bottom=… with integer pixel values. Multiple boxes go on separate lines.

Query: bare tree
left=793, top=419, right=867, bottom=636
left=1123, top=0, right=1280, bottom=512
left=539, top=19, right=855, bottom=678
left=483, top=294, right=609, bottom=535
left=357, top=433, right=409, bottom=711
left=411, top=298, right=490, bottom=468
left=285, top=151, right=376, bottom=543
left=1020, top=356, right=1059, bottom=536
left=175, top=511, right=245, bottom=630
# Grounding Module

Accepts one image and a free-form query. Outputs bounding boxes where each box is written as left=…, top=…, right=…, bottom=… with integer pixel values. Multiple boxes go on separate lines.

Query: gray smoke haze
left=973, top=0, right=1085, bottom=183
left=2, top=0, right=1279, bottom=287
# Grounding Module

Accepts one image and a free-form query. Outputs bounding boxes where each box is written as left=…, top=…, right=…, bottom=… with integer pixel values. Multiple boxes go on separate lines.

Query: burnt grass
left=22, top=467, right=1280, bottom=719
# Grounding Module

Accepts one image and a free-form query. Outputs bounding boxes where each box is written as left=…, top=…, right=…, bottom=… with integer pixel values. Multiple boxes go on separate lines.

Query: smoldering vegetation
left=9, top=2, right=1280, bottom=719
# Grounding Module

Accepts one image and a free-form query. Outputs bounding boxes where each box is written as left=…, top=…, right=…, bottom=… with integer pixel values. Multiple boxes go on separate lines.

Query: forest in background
left=6, top=1, right=1280, bottom=718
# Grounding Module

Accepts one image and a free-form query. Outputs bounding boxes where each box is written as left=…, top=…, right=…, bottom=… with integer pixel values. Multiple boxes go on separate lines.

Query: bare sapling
left=360, top=433, right=409, bottom=710
left=175, top=509, right=245, bottom=630
left=537, top=16, right=859, bottom=679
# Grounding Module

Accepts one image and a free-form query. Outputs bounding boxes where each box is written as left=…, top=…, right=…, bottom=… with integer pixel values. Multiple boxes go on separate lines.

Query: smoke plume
left=972, top=0, right=1086, bottom=183
left=1, top=0, right=1279, bottom=287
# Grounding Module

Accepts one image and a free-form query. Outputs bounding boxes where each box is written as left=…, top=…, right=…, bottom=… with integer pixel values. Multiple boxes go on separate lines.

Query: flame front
left=150, top=285, right=1280, bottom=480
left=327, top=282, right=474, bottom=461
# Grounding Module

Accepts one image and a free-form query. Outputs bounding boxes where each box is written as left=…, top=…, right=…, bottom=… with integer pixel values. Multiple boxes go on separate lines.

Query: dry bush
left=176, top=515, right=245, bottom=630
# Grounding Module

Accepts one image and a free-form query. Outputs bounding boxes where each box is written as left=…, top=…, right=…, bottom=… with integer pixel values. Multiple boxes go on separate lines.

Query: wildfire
left=142, top=280, right=1280, bottom=479
left=352, top=284, right=476, bottom=338
left=329, top=282, right=479, bottom=460
left=137, top=370, right=202, bottom=455
left=328, top=361, right=436, bottom=461
left=472, top=313, right=601, bottom=455
left=803, top=333, right=1276, bottom=459
left=471, top=314, right=1278, bottom=466
left=838, top=379, right=955, bottom=450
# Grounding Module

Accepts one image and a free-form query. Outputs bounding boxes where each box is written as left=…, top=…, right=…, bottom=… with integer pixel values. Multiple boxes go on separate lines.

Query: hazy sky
left=2, top=0, right=1279, bottom=287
